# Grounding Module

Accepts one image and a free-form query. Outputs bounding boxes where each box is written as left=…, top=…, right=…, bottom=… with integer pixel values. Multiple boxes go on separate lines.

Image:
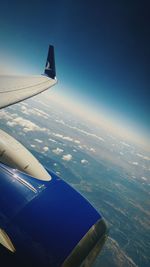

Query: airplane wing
left=0, top=45, right=57, bottom=109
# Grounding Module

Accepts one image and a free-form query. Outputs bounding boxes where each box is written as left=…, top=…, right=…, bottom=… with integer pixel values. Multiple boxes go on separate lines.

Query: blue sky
left=0, top=0, right=149, bottom=141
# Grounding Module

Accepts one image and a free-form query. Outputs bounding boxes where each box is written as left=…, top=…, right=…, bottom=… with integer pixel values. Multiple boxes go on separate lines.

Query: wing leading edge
left=0, top=45, right=57, bottom=109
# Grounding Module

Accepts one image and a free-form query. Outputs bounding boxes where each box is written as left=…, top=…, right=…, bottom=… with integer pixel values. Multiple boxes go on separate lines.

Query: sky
left=0, top=0, right=149, bottom=144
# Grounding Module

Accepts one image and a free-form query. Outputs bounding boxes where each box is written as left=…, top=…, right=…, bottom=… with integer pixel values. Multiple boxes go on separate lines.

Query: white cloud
left=5, top=114, right=46, bottom=133
left=6, top=121, right=16, bottom=127
left=53, top=133, right=80, bottom=144
left=141, top=176, right=147, bottom=181
left=0, top=109, right=47, bottom=133
left=30, top=144, right=36, bottom=148
left=48, top=138, right=57, bottom=143
left=20, top=104, right=49, bottom=119
left=0, top=110, right=17, bottom=122
left=120, top=141, right=131, bottom=147
left=54, top=133, right=63, bottom=138
left=43, top=146, right=49, bottom=152
left=54, top=119, right=105, bottom=142
left=55, top=119, right=65, bottom=125
left=74, top=140, right=80, bottom=144
left=20, top=105, right=30, bottom=115
left=62, top=154, right=72, bottom=161
left=63, top=136, right=73, bottom=141
left=137, top=153, right=150, bottom=161
left=23, top=127, right=31, bottom=133
left=90, top=147, right=96, bottom=152
left=52, top=147, right=64, bottom=155
left=14, top=117, right=44, bottom=132
left=34, top=138, right=43, bottom=143
left=81, top=159, right=88, bottom=164
left=132, top=162, right=139, bottom=166
left=70, top=126, right=105, bottom=142
left=33, top=108, right=49, bottom=119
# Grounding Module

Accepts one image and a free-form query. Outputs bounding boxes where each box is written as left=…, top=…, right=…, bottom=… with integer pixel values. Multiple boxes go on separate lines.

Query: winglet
left=44, top=45, right=56, bottom=79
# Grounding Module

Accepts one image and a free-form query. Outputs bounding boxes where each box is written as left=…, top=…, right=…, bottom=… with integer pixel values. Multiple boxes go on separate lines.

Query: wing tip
left=44, top=45, right=56, bottom=79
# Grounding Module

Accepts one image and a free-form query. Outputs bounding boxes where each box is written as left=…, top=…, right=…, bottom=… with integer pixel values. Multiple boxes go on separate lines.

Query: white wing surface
left=0, top=45, right=57, bottom=109
left=0, top=75, right=56, bottom=109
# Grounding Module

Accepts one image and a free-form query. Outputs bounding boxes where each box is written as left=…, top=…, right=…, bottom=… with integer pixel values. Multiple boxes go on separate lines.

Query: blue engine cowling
left=0, top=162, right=107, bottom=267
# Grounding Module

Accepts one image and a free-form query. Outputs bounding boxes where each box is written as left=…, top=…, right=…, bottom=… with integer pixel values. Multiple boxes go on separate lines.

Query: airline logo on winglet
left=45, top=61, right=51, bottom=71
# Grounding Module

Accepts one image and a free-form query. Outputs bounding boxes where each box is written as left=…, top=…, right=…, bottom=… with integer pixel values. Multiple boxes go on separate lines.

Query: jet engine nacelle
left=0, top=162, right=107, bottom=267
left=0, top=129, right=51, bottom=181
